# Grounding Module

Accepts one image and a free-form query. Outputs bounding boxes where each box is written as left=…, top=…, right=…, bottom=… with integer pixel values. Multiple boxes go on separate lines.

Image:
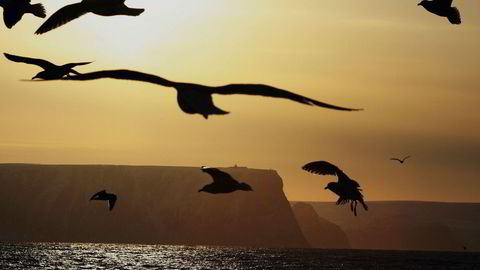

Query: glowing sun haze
left=1, top=0, right=479, bottom=202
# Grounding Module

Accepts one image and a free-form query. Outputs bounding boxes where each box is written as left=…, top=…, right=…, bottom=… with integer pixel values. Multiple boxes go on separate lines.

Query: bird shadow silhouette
left=390, top=155, right=411, bottom=164
left=0, top=0, right=46, bottom=29
left=302, top=161, right=368, bottom=216
left=35, top=0, right=144, bottom=34
left=4, top=53, right=92, bottom=80
left=90, top=189, right=117, bottom=211
left=199, top=166, right=253, bottom=194
left=50, top=69, right=364, bottom=119
left=418, top=0, right=461, bottom=24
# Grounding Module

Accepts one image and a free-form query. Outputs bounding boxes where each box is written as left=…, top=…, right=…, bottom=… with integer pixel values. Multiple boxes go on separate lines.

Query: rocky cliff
left=304, top=201, right=480, bottom=251
left=292, top=202, right=350, bottom=249
left=0, top=164, right=308, bottom=248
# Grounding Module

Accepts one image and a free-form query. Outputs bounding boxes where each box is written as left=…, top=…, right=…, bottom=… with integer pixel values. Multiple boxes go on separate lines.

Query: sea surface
left=0, top=243, right=479, bottom=270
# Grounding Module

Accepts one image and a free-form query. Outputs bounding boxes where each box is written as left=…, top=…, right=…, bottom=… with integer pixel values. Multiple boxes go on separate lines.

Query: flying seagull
left=199, top=166, right=253, bottom=194
left=390, top=155, right=411, bottom=164
left=90, top=189, right=117, bottom=211
left=58, top=69, right=362, bottom=118
left=35, top=0, right=144, bottom=34
left=418, top=0, right=461, bottom=24
left=302, top=161, right=368, bottom=216
left=4, top=53, right=92, bottom=80
left=0, top=0, right=46, bottom=29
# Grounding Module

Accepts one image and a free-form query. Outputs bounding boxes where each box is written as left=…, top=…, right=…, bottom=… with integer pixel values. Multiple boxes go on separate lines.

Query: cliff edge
left=0, top=164, right=308, bottom=248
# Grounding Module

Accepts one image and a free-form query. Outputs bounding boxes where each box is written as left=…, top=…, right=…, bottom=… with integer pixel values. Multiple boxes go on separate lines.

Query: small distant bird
left=390, top=155, right=411, bottom=164
left=58, top=69, right=362, bottom=119
left=0, top=0, right=46, bottom=29
left=4, top=53, right=92, bottom=80
left=35, top=0, right=145, bottom=34
left=418, top=0, right=461, bottom=24
left=199, top=166, right=253, bottom=194
left=302, top=161, right=368, bottom=216
left=90, top=190, right=117, bottom=211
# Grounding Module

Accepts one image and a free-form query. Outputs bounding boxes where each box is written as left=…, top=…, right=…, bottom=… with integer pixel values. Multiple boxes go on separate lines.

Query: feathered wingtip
left=31, top=3, right=47, bottom=18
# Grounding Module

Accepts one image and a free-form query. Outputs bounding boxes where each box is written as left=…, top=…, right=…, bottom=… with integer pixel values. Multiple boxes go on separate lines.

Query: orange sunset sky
left=1, top=0, right=479, bottom=202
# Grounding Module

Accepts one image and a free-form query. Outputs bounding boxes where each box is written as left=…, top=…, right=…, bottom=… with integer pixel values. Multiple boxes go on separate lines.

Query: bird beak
left=198, top=189, right=203, bottom=192
left=324, top=186, right=328, bottom=190
left=31, top=76, right=38, bottom=80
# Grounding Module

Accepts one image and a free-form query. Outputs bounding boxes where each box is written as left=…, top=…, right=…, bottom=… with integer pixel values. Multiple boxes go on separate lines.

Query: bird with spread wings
left=35, top=0, right=144, bottom=34
left=90, top=189, right=117, bottom=211
left=302, top=161, right=368, bottom=216
left=199, top=166, right=253, bottom=194
left=4, top=53, right=91, bottom=80
left=55, top=69, right=363, bottom=118
left=390, top=155, right=411, bottom=164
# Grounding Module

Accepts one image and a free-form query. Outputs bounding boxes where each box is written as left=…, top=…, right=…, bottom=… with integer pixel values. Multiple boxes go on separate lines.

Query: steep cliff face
left=304, top=201, right=480, bottom=251
left=0, top=164, right=308, bottom=248
left=292, top=202, right=350, bottom=249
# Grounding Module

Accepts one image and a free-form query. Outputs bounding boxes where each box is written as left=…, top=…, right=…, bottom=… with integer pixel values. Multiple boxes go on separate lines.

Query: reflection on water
left=0, top=243, right=478, bottom=270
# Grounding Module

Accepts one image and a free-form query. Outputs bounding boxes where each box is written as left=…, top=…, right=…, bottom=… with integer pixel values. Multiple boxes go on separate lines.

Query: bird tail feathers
left=30, top=3, right=47, bottom=18
left=211, top=107, right=230, bottom=116
left=448, top=7, right=461, bottom=24
left=125, top=8, right=145, bottom=16
left=202, top=107, right=229, bottom=119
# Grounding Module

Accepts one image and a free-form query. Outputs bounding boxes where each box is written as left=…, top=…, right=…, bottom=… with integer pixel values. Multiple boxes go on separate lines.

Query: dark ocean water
left=0, top=243, right=478, bottom=270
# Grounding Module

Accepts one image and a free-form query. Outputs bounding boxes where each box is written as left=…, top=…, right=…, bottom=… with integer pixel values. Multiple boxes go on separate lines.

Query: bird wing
left=402, top=155, right=411, bottom=162
left=302, top=161, right=341, bottom=176
left=390, top=158, right=402, bottom=163
left=35, top=2, right=90, bottom=34
left=90, top=189, right=106, bottom=200
left=4, top=53, right=56, bottom=70
left=108, top=195, right=117, bottom=211
left=302, top=160, right=346, bottom=179
left=211, top=84, right=362, bottom=111
left=60, top=69, right=176, bottom=87
left=63, top=62, right=93, bottom=69
left=201, top=167, right=239, bottom=185
left=348, top=179, right=361, bottom=188
left=302, top=160, right=357, bottom=186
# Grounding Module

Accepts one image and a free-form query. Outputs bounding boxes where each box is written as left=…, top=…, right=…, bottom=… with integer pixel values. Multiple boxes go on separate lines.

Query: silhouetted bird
left=418, top=0, right=461, bottom=24
left=0, top=0, right=46, bottom=28
left=35, top=0, right=144, bottom=34
left=302, top=161, right=368, bottom=216
left=90, top=189, right=117, bottom=211
left=199, top=166, right=253, bottom=194
left=4, top=53, right=92, bottom=80
left=58, top=69, right=362, bottom=118
left=390, top=155, right=411, bottom=164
